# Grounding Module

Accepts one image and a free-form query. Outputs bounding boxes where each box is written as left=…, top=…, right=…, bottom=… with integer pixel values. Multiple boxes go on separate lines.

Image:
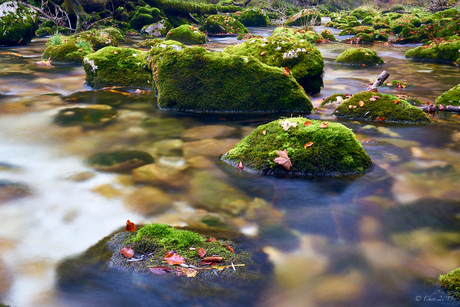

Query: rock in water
left=0, top=1, right=37, bottom=47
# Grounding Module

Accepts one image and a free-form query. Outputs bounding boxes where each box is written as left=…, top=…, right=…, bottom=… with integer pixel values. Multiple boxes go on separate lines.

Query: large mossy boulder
left=129, top=5, right=164, bottom=31
left=86, top=150, right=154, bottom=172
left=350, top=6, right=379, bottom=20
left=270, top=26, right=321, bottom=43
left=439, top=267, right=460, bottom=301
left=223, top=36, right=324, bottom=94
left=222, top=117, right=372, bottom=177
left=43, top=35, right=93, bottom=65
left=235, top=8, right=269, bottom=27
left=147, top=38, right=185, bottom=55
left=435, top=84, right=460, bottom=106
left=390, top=14, right=421, bottom=34
left=83, top=46, right=152, bottom=89
left=284, top=9, right=321, bottom=26
left=56, top=224, right=272, bottom=306
left=335, top=47, right=384, bottom=66
left=200, top=14, right=248, bottom=35
left=165, top=24, right=206, bottom=44
left=333, top=91, right=431, bottom=124
left=141, top=19, right=173, bottom=36
left=405, top=36, right=460, bottom=64
left=151, top=47, right=313, bottom=113
left=0, top=1, right=37, bottom=46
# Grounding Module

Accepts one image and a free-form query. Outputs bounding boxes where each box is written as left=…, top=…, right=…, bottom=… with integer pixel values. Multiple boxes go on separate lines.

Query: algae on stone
left=200, top=14, right=248, bottom=35
left=165, top=24, right=206, bottom=44
left=435, top=84, right=460, bottom=106
left=320, top=29, right=338, bottom=42
left=53, top=105, right=118, bottom=128
left=333, top=91, right=431, bottom=124
left=151, top=47, right=313, bottom=113
left=223, top=36, right=324, bottom=94
left=222, top=117, right=372, bottom=177
left=335, top=47, right=384, bottom=66
left=74, top=27, right=124, bottom=50
left=129, top=5, right=164, bottom=31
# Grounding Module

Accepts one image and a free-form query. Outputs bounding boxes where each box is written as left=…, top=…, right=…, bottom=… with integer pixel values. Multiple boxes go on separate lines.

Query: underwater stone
left=124, top=186, right=171, bottom=215
left=86, top=150, right=154, bottom=172
left=53, top=106, right=118, bottom=128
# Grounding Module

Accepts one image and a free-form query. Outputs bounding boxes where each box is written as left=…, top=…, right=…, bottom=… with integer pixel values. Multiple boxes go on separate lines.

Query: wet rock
left=151, top=47, right=313, bottom=113
left=222, top=117, right=373, bottom=177
left=152, top=139, right=184, bottom=156
left=234, top=8, right=269, bottom=27
left=132, top=163, right=187, bottom=188
left=141, top=19, right=172, bottom=37
left=124, top=186, right=171, bottom=215
left=333, top=91, right=431, bottom=124
left=0, top=1, right=37, bottom=47
left=141, top=117, right=186, bottom=140
left=320, top=29, right=338, bottom=42
left=186, top=156, right=216, bottom=169
left=0, top=180, right=31, bottom=203
left=86, top=150, right=154, bottom=172
left=182, top=138, right=239, bottom=158
left=435, top=83, right=460, bottom=106
left=165, top=24, right=207, bottom=45
left=74, top=27, right=124, bottom=51
left=200, top=14, right=248, bottom=35
left=65, top=171, right=96, bottom=182
left=319, top=93, right=349, bottom=107
left=0, top=259, right=12, bottom=301
left=284, top=9, right=321, bottom=26
left=53, top=106, right=118, bottom=128
left=146, top=39, right=185, bottom=57
left=335, top=47, right=384, bottom=66
left=405, top=35, right=460, bottom=64
left=91, top=184, right=122, bottom=199
left=181, top=125, right=236, bottom=141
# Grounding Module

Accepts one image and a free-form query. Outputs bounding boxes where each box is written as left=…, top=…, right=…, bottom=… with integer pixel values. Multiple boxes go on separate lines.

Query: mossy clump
left=0, top=2, right=37, bottom=46
left=350, top=6, right=379, bottom=20
left=43, top=34, right=93, bottom=65
left=222, top=117, right=373, bottom=177
left=319, top=93, right=349, bottom=106
left=435, top=18, right=460, bottom=39
left=86, top=150, right=154, bottom=172
left=439, top=267, right=460, bottom=300
left=320, top=29, right=338, bottom=42
left=381, top=80, right=417, bottom=89
left=405, top=36, right=460, bottom=64
left=339, top=26, right=374, bottom=36
left=200, top=14, right=248, bottom=35
left=333, top=91, right=431, bottom=124
left=335, top=47, right=384, bottom=66
left=271, top=26, right=321, bottom=43
left=74, top=27, right=124, bottom=51
left=151, top=47, right=313, bottom=113
left=343, top=31, right=389, bottom=44
left=223, top=36, right=324, bottom=94
left=390, top=15, right=421, bottom=34
left=435, top=84, right=460, bottom=106
left=53, top=105, right=118, bottom=128
left=165, top=24, right=206, bottom=44
left=83, top=46, right=152, bottom=89
left=235, top=8, right=269, bottom=27
left=146, top=39, right=185, bottom=56
left=284, top=9, right=321, bottom=26
left=140, top=19, right=173, bottom=36
left=129, top=5, right=164, bottom=31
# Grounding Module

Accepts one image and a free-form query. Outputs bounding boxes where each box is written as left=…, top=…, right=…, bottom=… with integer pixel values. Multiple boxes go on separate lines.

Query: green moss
left=75, top=27, right=124, bottom=51
left=339, top=26, right=374, bottom=36
left=235, top=8, right=269, bottom=27
left=435, top=84, right=460, bottom=106
left=390, top=15, right=421, bottom=34
left=36, top=27, right=53, bottom=37
left=284, top=9, right=321, bottom=26
left=381, top=80, right=417, bottom=89
left=129, top=5, right=164, bottom=31
left=320, top=29, right=338, bottom=42
left=83, top=46, right=152, bottom=89
left=271, top=26, right=321, bottom=43
left=141, top=19, right=173, bottom=36
left=343, top=31, right=389, bottom=44
left=320, top=93, right=349, bottom=106
left=0, top=3, right=37, bottom=46
left=200, top=14, right=248, bottom=35
left=333, top=91, right=431, bottom=124
left=43, top=35, right=93, bottom=64
left=165, top=24, right=206, bottom=44
left=439, top=267, right=460, bottom=300
left=223, top=36, right=324, bottom=94
left=54, top=106, right=117, bottom=128
left=86, top=150, right=154, bottom=172
left=146, top=39, right=185, bottom=56
left=436, top=19, right=460, bottom=38
left=151, top=47, right=313, bottom=113
left=222, top=117, right=372, bottom=177
left=350, top=6, right=378, bottom=20
left=335, top=47, right=384, bottom=66
left=405, top=36, right=460, bottom=63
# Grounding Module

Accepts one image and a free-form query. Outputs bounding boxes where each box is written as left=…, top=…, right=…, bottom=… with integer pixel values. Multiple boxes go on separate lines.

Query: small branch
left=367, top=70, right=390, bottom=92
left=420, top=104, right=460, bottom=113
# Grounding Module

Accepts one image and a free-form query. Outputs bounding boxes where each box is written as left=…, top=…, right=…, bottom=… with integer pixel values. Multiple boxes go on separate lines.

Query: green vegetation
left=165, top=24, right=206, bottom=44
left=271, top=26, right=322, bottom=43
left=284, top=9, right=321, bottom=26
left=200, top=14, right=248, bottom=35
left=335, top=47, right=384, bottom=66
left=405, top=36, right=460, bottom=64
left=130, top=223, right=205, bottom=249
left=435, top=83, right=460, bottom=106
left=0, top=3, right=37, bottom=46
left=439, top=267, right=460, bottom=300
left=234, top=8, right=269, bottom=27
left=129, top=5, right=164, bottom=31
left=43, top=35, right=93, bottom=64
left=320, top=28, right=338, bottom=41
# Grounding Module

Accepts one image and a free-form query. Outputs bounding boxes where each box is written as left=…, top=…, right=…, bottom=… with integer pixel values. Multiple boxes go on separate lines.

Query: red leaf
left=376, top=117, right=385, bottom=122
left=274, top=149, right=292, bottom=170
left=319, top=122, right=329, bottom=129
left=200, top=261, right=219, bottom=266
left=206, top=238, right=217, bottom=242
left=164, top=250, right=185, bottom=265
left=125, top=220, right=136, bottom=232
left=394, top=99, right=400, bottom=104
left=303, top=121, right=312, bottom=126
left=237, top=161, right=244, bottom=170
left=304, top=142, right=313, bottom=148
left=120, top=247, right=134, bottom=258
left=438, top=104, right=445, bottom=111
left=149, top=266, right=172, bottom=275
left=197, top=248, right=207, bottom=258
left=203, top=256, right=224, bottom=262
left=226, top=245, right=235, bottom=253
left=261, top=51, right=266, bottom=56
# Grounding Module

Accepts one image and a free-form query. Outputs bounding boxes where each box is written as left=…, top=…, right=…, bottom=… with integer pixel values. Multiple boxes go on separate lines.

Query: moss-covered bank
left=435, top=84, right=460, bottom=106
left=222, top=117, right=372, bottom=177
left=405, top=36, right=460, bottom=64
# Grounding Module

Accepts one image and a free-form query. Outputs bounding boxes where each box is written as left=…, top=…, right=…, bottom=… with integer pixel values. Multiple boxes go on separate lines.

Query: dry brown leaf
left=206, top=238, right=217, bottom=242
left=203, top=256, right=224, bottom=262
left=319, top=122, right=329, bottom=129
left=197, top=248, right=207, bottom=258
left=174, top=267, right=197, bottom=277
left=164, top=250, right=185, bottom=265
left=303, top=121, right=312, bottom=126
left=304, top=142, right=313, bottom=148
left=120, top=247, right=134, bottom=258
left=274, top=149, right=292, bottom=170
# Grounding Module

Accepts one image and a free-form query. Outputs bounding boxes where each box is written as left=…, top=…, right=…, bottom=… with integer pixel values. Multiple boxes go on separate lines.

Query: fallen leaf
left=303, top=121, right=312, bottom=126
left=114, top=51, right=118, bottom=54
left=200, top=261, right=219, bottom=266
left=262, top=130, right=267, bottom=135
left=125, top=220, right=136, bottom=232
left=197, top=248, right=207, bottom=258
left=226, top=245, right=235, bottom=253
left=348, top=105, right=354, bottom=109
left=261, top=51, right=266, bottom=56
left=304, top=142, right=313, bottom=148
left=203, top=256, right=224, bottom=262
left=274, top=149, right=292, bottom=170
left=359, top=101, right=365, bottom=107
left=149, top=266, right=172, bottom=275
left=120, top=247, right=134, bottom=258
left=336, top=96, right=343, bottom=103
left=206, top=238, right=217, bottom=242
left=376, top=117, right=385, bottom=122
left=369, top=97, right=377, bottom=102
left=237, top=161, right=244, bottom=170
left=283, top=67, right=290, bottom=76
left=394, top=99, right=400, bottom=104
left=438, top=104, right=445, bottom=111
left=319, top=122, right=329, bottom=129
left=279, top=120, right=298, bottom=131
left=175, top=267, right=197, bottom=277
left=164, top=250, right=185, bottom=265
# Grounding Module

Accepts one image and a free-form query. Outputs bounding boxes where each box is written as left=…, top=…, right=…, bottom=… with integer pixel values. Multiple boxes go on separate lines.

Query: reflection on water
left=0, top=22, right=459, bottom=307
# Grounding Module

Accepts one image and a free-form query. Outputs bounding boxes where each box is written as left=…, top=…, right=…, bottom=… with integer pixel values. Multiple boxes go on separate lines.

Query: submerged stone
left=0, top=180, right=31, bottom=203
left=435, top=84, right=460, bottom=106
left=0, top=1, right=37, bottom=47
left=335, top=47, right=384, bottom=66
left=53, top=106, right=118, bottom=128
left=200, top=14, right=248, bottom=35
left=86, top=150, right=154, bottom=172
left=165, top=24, right=207, bottom=44
left=333, top=91, right=431, bottom=124
left=56, top=224, right=272, bottom=306
left=222, top=117, right=373, bottom=177
left=438, top=267, right=460, bottom=300
left=223, top=36, right=324, bottom=94
left=151, top=47, right=313, bottom=113
left=284, top=9, right=321, bottom=26
left=234, top=8, right=269, bottom=27
left=83, top=46, right=152, bottom=89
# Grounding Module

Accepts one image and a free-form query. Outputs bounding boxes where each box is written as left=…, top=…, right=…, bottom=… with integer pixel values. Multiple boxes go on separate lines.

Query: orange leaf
left=262, top=130, right=267, bottom=135
left=226, top=245, right=235, bottom=253
left=274, top=149, right=292, bottom=170
left=120, top=247, right=134, bottom=258
left=348, top=105, right=354, bottom=109
left=359, top=101, right=364, bottom=107
left=125, top=220, right=136, bottom=232
left=304, top=142, right=313, bottom=148
left=203, top=256, right=224, bottom=262
left=261, top=51, right=266, bottom=56
left=394, top=99, right=400, bottom=104
left=303, top=121, right=312, bottom=126
left=319, top=122, right=329, bottom=129
left=164, top=250, right=185, bottom=265
left=197, top=248, right=207, bottom=258
left=237, top=161, right=244, bottom=170
left=174, top=267, right=197, bottom=277
left=369, top=97, right=376, bottom=102
left=376, top=117, right=385, bottom=122
left=149, top=266, right=172, bottom=275
left=206, top=238, right=217, bottom=242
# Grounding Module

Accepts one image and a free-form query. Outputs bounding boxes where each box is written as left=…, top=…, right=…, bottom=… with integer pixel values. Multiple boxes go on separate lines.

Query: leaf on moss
left=206, top=238, right=217, bottom=242
left=262, top=130, right=267, bottom=135
left=376, top=117, right=385, bottom=121
left=279, top=120, right=297, bottom=131
left=120, top=247, right=134, bottom=258
left=174, top=267, right=197, bottom=277
left=237, top=161, right=244, bottom=170
left=304, top=142, right=313, bottom=148
left=149, top=266, right=172, bottom=275
left=319, top=122, right=329, bottom=129
left=164, top=250, right=185, bottom=265
left=359, top=101, right=365, bottom=107
left=226, top=245, right=235, bottom=253
left=274, top=149, right=292, bottom=170
left=303, top=121, right=312, bottom=126
left=203, top=256, right=224, bottom=262
left=125, top=220, right=136, bottom=232
left=394, top=99, right=400, bottom=104
left=197, top=248, right=207, bottom=258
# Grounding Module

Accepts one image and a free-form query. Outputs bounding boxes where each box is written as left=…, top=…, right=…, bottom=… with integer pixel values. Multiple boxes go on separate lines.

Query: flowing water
left=0, top=19, right=460, bottom=306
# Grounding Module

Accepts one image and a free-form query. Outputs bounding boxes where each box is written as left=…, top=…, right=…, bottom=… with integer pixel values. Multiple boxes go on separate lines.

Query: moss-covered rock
left=141, top=19, right=173, bottom=36
left=271, top=26, right=321, bottom=43
left=129, top=5, right=164, bottom=31
left=319, top=93, right=350, bottom=106
left=342, top=31, right=389, bottom=44
left=435, top=84, right=460, bottom=106
left=439, top=267, right=460, bottom=301
left=43, top=34, right=93, bottom=65
left=147, top=39, right=185, bottom=56
left=335, top=47, right=384, bottom=66
left=333, top=91, right=431, bottom=124
left=222, top=117, right=372, bottom=177
left=54, top=105, right=118, bottom=128
left=200, top=14, right=248, bottom=35
left=165, top=24, right=206, bottom=44
left=56, top=224, right=272, bottom=306
left=284, top=9, right=321, bottom=26
left=151, top=47, right=312, bottom=113
left=0, top=1, right=37, bottom=46
left=339, top=26, right=374, bottom=36
left=223, top=36, right=324, bottom=94
left=83, top=46, right=152, bottom=89
left=405, top=36, right=460, bottom=64
left=320, top=28, right=338, bottom=42
left=350, top=6, right=379, bottom=20
left=390, top=14, right=421, bottom=34
left=234, top=8, right=269, bottom=27
left=86, top=150, right=154, bottom=172
left=381, top=80, right=417, bottom=89
left=75, top=27, right=124, bottom=51
left=435, top=18, right=460, bottom=39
